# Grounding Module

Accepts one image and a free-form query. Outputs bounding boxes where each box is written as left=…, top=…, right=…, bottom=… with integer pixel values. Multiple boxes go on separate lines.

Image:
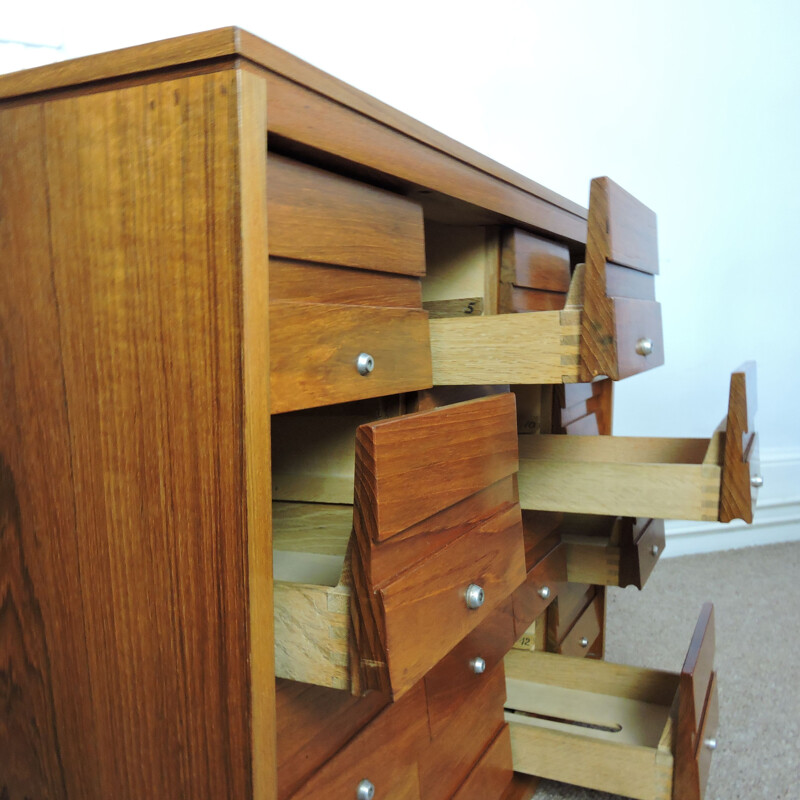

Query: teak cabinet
left=0, top=28, right=758, bottom=800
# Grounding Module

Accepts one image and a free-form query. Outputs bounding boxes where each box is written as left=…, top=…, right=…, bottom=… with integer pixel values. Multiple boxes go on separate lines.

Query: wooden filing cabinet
left=0, top=27, right=758, bottom=800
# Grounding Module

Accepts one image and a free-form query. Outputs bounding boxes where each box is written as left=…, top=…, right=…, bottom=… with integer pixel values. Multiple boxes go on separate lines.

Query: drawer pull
left=751, top=474, right=764, bottom=488
left=356, top=352, right=375, bottom=376
left=465, top=583, right=485, bottom=610
left=469, top=656, right=487, bottom=674
left=650, top=544, right=660, bottom=557
left=579, top=637, right=589, bottom=648
left=537, top=586, right=551, bottom=599
left=704, top=737, right=718, bottom=751
left=357, top=779, right=375, bottom=800
left=635, top=337, right=654, bottom=356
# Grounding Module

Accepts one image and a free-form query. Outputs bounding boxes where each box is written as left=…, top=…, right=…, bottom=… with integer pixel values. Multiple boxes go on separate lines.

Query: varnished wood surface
left=267, top=153, right=426, bottom=276
left=0, top=68, right=269, bottom=798
left=451, top=725, right=515, bottom=800
left=501, top=229, right=572, bottom=292
left=511, top=543, right=567, bottom=639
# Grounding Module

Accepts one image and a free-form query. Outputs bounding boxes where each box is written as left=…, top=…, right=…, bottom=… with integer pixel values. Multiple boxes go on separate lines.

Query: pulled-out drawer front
left=511, top=543, right=566, bottom=639
left=270, top=301, right=431, bottom=413
left=268, top=153, right=426, bottom=276
left=557, top=592, right=604, bottom=658
left=505, top=604, right=718, bottom=800
left=290, top=681, right=427, bottom=800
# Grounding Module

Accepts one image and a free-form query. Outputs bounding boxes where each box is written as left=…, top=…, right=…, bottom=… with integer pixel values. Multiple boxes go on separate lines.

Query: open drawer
left=505, top=604, right=719, bottom=800
left=426, top=177, right=662, bottom=386
left=518, top=364, right=760, bottom=523
left=272, top=393, right=526, bottom=699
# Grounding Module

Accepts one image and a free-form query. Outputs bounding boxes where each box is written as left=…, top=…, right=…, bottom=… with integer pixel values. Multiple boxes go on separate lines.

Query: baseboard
left=663, top=448, right=800, bottom=558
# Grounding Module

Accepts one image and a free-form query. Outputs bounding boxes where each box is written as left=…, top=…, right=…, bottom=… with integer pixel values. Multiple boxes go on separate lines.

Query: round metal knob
left=356, top=353, right=375, bottom=376
left=465, top=583, right=485, bottom=610
left=357, top=779, right=375, bottom=800
left=650, top=544, right=660, bottom=557
left=751, top=475, right=764, bottom=489
left=635, top=338, right=654, bottom=356
left=579, top=637, right=589, bottom=648
left=704, top=738, right=717, bottom=752
left=537, top=586, right=551, bottom=600
left=470, top=657, right=487, bottom=675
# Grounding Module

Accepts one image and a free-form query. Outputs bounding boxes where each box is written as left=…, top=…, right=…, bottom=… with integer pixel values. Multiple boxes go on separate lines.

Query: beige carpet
left=532, top=541, right=800, bottom=800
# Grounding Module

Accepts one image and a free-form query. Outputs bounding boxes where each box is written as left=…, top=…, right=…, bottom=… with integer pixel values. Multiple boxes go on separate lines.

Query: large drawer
left=518, top=364, right=760, bottom=523
left=505, top=604, right=719, bottom=800
left=272, top=393, right=526, bottom=698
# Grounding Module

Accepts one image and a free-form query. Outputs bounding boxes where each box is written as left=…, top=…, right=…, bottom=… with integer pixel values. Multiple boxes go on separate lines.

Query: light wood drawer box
left=272, top=394, right=526, bottom=699
left=562, top=515, right=665, bottom=589
left=518, top=364, right=759, bottom=523
left=505, top=604, right=719, bottom=800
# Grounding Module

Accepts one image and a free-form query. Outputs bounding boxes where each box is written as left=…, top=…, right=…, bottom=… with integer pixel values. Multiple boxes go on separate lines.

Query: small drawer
left=273, top=394, right=526, bottom=698
left=268, top=153, right=426, bottom=277
left=270, top=300, right=431, bottom=413
left=562, top=515, right=665, bottom=589
left=547, top=583, right=596, bottom=646
left=290, top=681, right=427, bottom=800
left=511, top=542, right=567, bottom=639
left=450, top=725, right=514, bottom=800
left=518, top=364, right=759, bottom=524
left=505, top=604, right=719, bottom=800
left=557, top=592, right=604, bottom=658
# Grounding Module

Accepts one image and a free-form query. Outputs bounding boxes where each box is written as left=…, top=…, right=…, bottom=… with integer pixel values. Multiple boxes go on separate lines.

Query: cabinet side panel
left=0, top=70, right=253, bottom=798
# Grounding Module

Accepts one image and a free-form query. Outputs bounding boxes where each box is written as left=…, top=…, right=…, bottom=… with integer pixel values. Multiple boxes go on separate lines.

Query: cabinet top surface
left=0, top=26, right=586, bottom=222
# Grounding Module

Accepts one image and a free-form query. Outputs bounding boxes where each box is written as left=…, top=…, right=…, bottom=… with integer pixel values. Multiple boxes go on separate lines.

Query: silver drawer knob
left=465, top=583, right=485, bottom=610
left=537, top=586, right=551, bottom=599
left=580, top=637, right=589, bottom=648
left=704, top=738, right=718, bottom=752
left=356, top=353, right=375, bottom=376
left=636, top=337, right=654, bottom=356
left=357, top=779, right=375, bottom=800
left=470, top=657, right=486, bottom=674
left=751, top=475, right=764, bottom=489
left=650, top=544, right=660, bottom=557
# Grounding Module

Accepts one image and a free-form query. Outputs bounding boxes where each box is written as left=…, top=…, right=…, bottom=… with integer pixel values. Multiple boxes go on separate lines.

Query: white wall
left=4, top=0, right=799, bottom=551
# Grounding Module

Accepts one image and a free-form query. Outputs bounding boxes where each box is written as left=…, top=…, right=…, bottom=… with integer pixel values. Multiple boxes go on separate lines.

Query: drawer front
left=555, top=591, right=604, bottom=658
left=270, top=301, right=432, bottom=413
left=424, top=598, right=517, bottom=738
left=451, top=725, right=514, bottom=800
left=511, top=543, right=566, bottom=639
left=290, top=681, right=427, bottom=800
left=268, top=153, right=426, bottom=276
left=547, top=583, right=596, bottom=645
left=622, top=517, right=665, bottom=589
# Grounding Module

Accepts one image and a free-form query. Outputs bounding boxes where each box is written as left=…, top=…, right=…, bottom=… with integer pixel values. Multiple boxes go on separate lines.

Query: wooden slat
left=355, top=394, right=519, bottom=541
left=270, top=258, right=422, bottom=307
left=429, top=310, right=581, bottom=385
left=606, top=263, right=656, bottom=300
left=269, top=301, right=431, bottom=414
left=267, top=153, right=426, bottom=276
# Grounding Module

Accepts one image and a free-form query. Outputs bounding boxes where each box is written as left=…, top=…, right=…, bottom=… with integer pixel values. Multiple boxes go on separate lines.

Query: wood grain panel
left=270, top=258, right=422, bottom=307
left=507, top=288, right=567, bottom=312
left=511, top=544, right=567, bottom=638
left=269, top=301, right=431, bottom=413
left=267, top=153, right=425, bottom=275
left=451, top=725, right=514, bottom=800
left=355, top=394, right=519, bottom=541
left=501, top=229, right=571, bottom=292
left=604, top=180, right=659, bottom=274
left=0, top=69, right=266, bottom=799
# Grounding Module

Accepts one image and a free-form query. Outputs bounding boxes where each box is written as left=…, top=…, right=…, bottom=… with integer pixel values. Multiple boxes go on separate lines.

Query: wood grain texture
left=270, top=258, right=422, bottom=307
left=275, top=678, right=388, bottom=800
left=501, top=229, right=571, bottom=292
left=511, top=544, right=566, bottom=639
left=507, top=287, right=567, bottom=313
left=558, top=378, right=614, bottom=436
left=267, top=153, right=425, bottom=275
left=580, top=177, right=663, bottom=380
left=719, top=362, right=758, bottom=523
left=0, top=68, right=270, bottom=799
left=557, top=593, right=604, bottom=658
left=429, top=310, right=581, bottom=385
left=451, top=725, right=515, bottom=800
left=269, top=301, right=432, bottom=414
left=355, top=394, right=519, bottom=541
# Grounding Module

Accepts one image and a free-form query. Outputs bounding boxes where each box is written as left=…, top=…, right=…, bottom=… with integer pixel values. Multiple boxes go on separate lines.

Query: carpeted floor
left=532, top=541, right=800, bottom=800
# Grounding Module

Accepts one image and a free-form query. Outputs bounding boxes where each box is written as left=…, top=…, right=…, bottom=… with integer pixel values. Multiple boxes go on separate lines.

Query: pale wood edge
left=239, top=67, right=275, bottom=800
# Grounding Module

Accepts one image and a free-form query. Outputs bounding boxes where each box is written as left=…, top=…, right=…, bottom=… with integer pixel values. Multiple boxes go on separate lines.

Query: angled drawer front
left=272, top=394, right=526, bottom=699
left=505, top=604, right=719, bottom=800
left=518, top=365, right=759, bottom=523
left=268, top=154, right=432, bottom=413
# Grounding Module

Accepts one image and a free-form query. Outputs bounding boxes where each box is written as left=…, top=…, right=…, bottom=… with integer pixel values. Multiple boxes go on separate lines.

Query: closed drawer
left=272, top=393, right=526, bottom=698
left=270, top=300, right=431, bottom=413
left=450, top=725, right=514, bottom=800
left=505, top=604, right=719, bottom=800
left=562, top=515, right=665, bottom=590
left=518, top=364, right=760, bottom=524
left=511, top=542, right=566, bottom=640
left=290, top=681, right=427, bottom=800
